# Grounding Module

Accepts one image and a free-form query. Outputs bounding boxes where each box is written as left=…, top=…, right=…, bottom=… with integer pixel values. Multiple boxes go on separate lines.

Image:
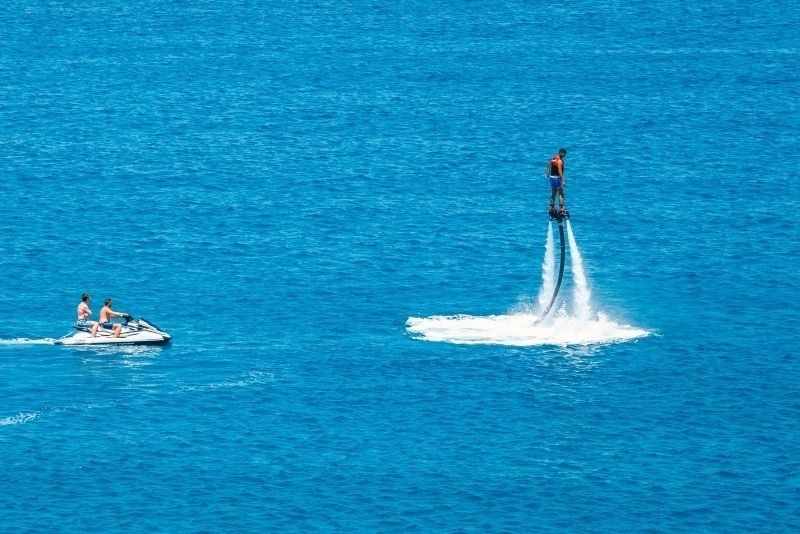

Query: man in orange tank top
left=547, top=148, right=567, bottom=211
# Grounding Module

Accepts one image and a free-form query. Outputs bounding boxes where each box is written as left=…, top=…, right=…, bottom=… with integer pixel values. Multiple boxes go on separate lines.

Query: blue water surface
left=1, top=0, right=799, bottom=531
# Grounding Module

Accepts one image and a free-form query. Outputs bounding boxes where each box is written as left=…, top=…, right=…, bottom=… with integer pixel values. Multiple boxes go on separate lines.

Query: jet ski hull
left=56, top=332, right=170, bottom=346
left=56, top=318, right=171, bottom=346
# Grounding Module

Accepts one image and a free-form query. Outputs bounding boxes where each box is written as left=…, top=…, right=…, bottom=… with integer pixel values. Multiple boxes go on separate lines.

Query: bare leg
left=113, top=324, right=122, bottom=338
left=91, top=323, right=98, bottom=338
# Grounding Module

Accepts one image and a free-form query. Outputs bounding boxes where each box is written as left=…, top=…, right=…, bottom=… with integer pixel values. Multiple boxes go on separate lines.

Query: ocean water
left=1, top=0, right=799, bottom=531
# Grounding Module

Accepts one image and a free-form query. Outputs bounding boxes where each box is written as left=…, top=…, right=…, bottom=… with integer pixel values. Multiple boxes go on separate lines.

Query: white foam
left=179, top=370, right=275, bottom=392
left=406, top=311, right=649, bottom=347
left=0, top=412, right=39, bottom=426
left=0, top=338, right=56, bottom=346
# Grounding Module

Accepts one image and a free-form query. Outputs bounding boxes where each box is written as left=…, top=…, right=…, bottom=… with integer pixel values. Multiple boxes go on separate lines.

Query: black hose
left=534, top=221, right=566, bottom=324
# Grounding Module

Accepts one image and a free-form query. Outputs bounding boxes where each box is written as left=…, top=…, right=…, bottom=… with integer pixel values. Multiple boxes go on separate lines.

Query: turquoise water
left=2, top=1, right=799, bottom=531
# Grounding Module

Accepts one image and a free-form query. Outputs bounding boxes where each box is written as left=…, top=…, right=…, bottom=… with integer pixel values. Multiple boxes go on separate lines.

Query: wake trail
left=0, top=338, right=57, bottom=346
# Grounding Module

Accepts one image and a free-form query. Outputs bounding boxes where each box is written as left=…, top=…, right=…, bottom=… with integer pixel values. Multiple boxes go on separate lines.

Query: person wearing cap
left=547, top=148, right=568, bottom=211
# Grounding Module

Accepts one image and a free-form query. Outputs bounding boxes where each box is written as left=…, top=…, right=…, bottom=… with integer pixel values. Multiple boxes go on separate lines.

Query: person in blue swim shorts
left=547, top=148, right=567, bottom=211
left=95, top=298, right=129, bottom=338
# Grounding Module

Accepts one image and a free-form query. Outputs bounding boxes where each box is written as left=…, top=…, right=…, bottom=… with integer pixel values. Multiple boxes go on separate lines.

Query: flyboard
left=534, top=206, right=570, bottom=324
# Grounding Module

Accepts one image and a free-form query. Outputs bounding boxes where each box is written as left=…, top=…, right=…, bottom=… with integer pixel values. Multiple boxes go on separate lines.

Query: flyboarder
left=547, top=148, right=567, bottom=215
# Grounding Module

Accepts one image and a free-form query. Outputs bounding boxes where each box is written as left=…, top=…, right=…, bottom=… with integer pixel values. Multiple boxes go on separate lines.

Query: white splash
left=535, top=222, right=556, bottom=314
left=406, top=312, right=648, bottom=347
left=407, top=221, right=649, bottom=347
left=566, top=221, right=592, bottom=320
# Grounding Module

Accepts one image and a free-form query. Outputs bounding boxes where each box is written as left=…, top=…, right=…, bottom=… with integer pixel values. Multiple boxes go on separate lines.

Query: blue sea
left=2, top=0, right=799, bottom=531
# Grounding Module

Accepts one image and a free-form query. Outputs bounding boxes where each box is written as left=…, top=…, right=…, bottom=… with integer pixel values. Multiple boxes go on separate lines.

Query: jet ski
left=56, top=316, right=171, bottom=346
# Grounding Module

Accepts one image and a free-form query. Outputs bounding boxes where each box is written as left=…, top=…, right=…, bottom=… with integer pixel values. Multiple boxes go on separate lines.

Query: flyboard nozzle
left=548, top=207, right=570, bottom=223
